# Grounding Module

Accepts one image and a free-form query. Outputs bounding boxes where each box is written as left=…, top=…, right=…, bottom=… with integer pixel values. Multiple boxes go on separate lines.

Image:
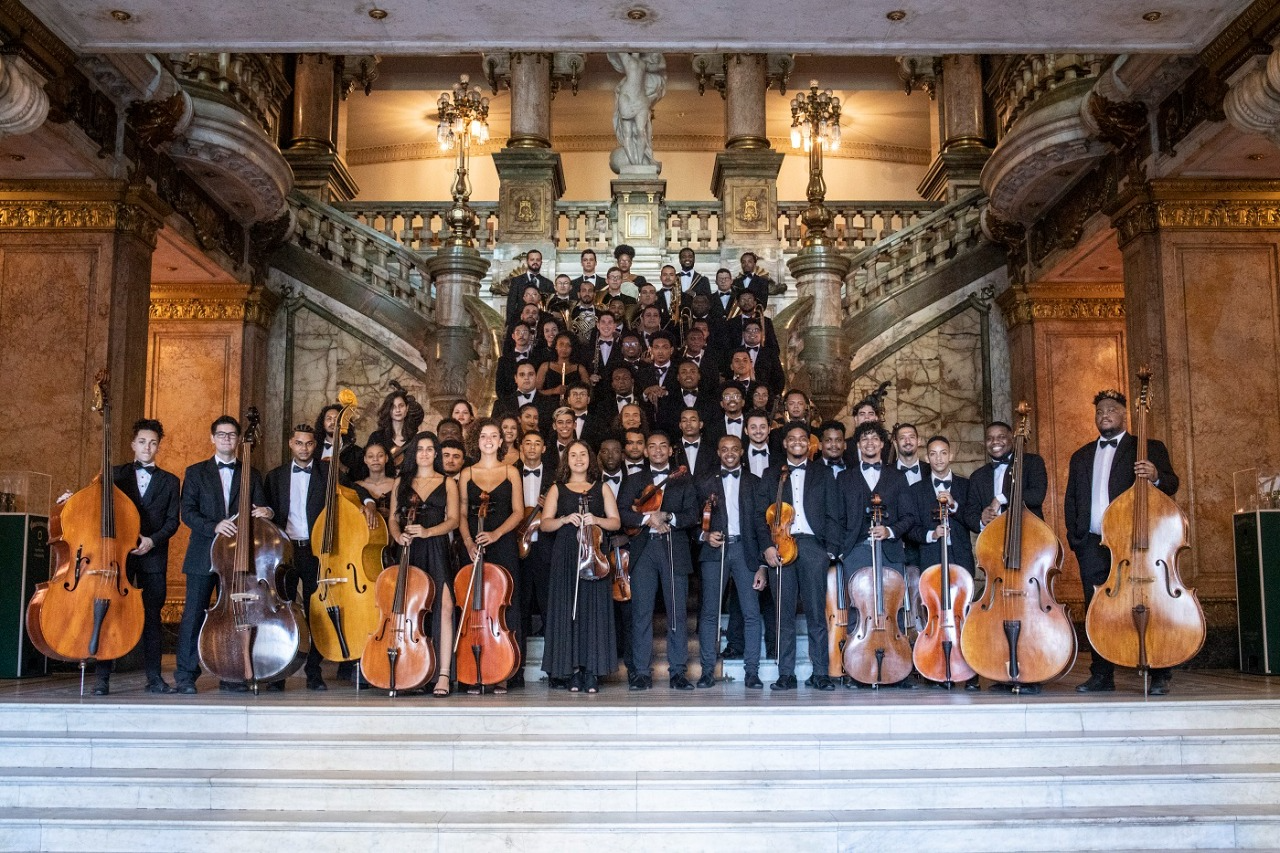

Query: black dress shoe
left=219, top=680, right=250, bottom=693
left=770, top=674, right=797, bottom=691
left=1075, top=673, right=1115, bottom=693
left=144, top=678, right=176, bottom=695
left=813, top=675, right=836, bottom=691
left=306, top=676, right=328, bottom=691
left=174, top=682, right=197, bottom=695
left=91, top=680, right=109, bottom=696
left=696, top=673, right=715, bottom=689
left=744, top=672, right=763, bottom=689
left=669, top=673, right=694, bottom=690
left=1149, top=674, right=1171, bottom=696
left=721, top=646, right=744, bottom=660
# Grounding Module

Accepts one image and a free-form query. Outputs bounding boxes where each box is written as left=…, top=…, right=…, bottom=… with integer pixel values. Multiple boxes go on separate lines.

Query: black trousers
left=95, top=567, right=167, bottom=681
left=698, top=539, right=762, bottom=674
left=280, top=541, right=323, bottom=680
left=630, top=535, right=689, bottom=677
left=767, top=535, right=829, bottom=677
left=1075, top=533, right=1171, bottom=680
left=175, top=571, right=218, bottom=684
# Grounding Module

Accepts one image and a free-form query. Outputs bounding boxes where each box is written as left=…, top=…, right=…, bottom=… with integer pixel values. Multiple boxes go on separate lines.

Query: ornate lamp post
left=436, top=73, right=491, bottom=247
left=789, top=80, right=841, bottom=248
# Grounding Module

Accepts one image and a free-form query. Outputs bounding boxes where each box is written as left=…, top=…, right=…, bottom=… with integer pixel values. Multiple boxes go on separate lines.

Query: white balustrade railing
left=335, top=202, right=500, bottom=252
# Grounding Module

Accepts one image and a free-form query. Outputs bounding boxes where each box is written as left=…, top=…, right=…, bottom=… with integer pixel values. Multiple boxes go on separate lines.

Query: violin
left=913, top=492, right=976, bottom=685
left=27, top=371, right=145, bottom=667
left=198, top=407, right=310, bottom=688
left=765, top=464, right=797, bottom=566
left=576, top=494, right=610, bottom=581
left=843, top=493, right=914, bottom=686
left=961, top=402, right=1077, bottom=690
left=1085, top=367, right=1205, bottom=686
left=609, top=533, right=632, bottom=602
left=625, top=465, right=688, bottom=535
left=361, top=495, right=436, bottom=696
left=452, top=492, right=521, bottom=690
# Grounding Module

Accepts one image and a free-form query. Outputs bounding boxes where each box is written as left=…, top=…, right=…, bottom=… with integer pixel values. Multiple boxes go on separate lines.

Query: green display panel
left=1233, top=511, right=1280, bottom=676
left=0, top=514, right=48, bottom=678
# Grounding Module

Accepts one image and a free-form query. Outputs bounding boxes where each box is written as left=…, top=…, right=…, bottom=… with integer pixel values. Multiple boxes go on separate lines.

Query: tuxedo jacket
left=504, top=272, right=555, bottom=325
left=732, top=273, right=774, bottom=307
left=264, top=459, right=330, bottom=540
left=695, top=468, right=770, bottom=567
left=1063, top=433, right=1179, bottom=551
left=617, top=465, right=698, bottom=573
left=180, top=458, right=268, bottom=576
left=907, top=475, right=976, bottom=572
left=758, top=461, right=842, bottom=556
left=836, top=464, right=918, bottom=565
left=964, top=452, right=1049, bottom=532
left=111, top=463, right=181, bottom=575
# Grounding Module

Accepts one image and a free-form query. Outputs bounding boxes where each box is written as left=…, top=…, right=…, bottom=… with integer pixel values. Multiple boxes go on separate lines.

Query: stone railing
left=335, top=202, right=500, bottom=252
left=288, top=193, right=436, bottom=319
left=987, top=53, right=1108, bottom=138
left=843, top=191, right=987, bottom=316
left=777, top=201, right=941, bottom=253
left=166, top=53, right=291, bottom=140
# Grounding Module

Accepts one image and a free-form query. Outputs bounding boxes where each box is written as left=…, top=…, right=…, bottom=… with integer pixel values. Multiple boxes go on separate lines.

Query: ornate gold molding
left=150, top=283, right=280, bottom=328
left=998, top=284, right=1125, bottom=329
left=1109, top=179, right=1280, bottom=247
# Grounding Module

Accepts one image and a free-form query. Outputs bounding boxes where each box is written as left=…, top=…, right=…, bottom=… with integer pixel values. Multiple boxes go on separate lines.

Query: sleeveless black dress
left=542, top=481, right=617, bottom=679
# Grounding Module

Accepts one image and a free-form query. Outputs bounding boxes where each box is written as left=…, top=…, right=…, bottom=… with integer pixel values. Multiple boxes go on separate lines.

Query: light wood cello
left=27, top=371, right=144, bottom=675
left=1085, top=367, right=1205, bottom=691
left=310, top=389, right=389, bottom=666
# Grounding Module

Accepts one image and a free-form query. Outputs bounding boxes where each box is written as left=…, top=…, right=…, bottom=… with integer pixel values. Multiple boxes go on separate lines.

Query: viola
left=961, top=402, right=1077, bottom=690
left=361, top=495, right=437, bottom=696
left=27, top=371, right=144, bottom=667
left=913, top=492, right=976, bottom=685
left=197, top=407, right=309, bottom=688
left=1085, top=367, right=1205, bottom=686
left=609, top=533, right=632, bottom=602
left=452, top=492, right=521, bottom=690
left=843, top=493, right=914, bottom=686
left=765, top=464, right=797, bottom=566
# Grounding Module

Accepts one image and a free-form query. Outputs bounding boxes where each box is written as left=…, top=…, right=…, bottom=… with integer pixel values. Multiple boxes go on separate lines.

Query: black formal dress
left=542, top=482, right=617, bottom=679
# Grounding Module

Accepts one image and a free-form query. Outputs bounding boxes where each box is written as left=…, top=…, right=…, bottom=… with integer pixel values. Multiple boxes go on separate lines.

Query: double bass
left=198, top=407, right=309, bottom=689
left=452, top=492, right=521, bottom=690
left=1085, top=367, right=1205, bottom=690
left=913, top=492, right=976, bottom=686
left=843, top=494, right=914, bottom=686
left=310, top=389, right=389, bottom=666
left=361, top=495, right=436, bottom=696
left=961, top=403, right=1076, bottom=691
left=27, top=371, right=144, bottom=672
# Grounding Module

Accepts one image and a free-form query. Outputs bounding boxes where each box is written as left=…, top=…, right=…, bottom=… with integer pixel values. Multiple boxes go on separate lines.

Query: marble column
left=283, top=54, right=359, bottom=203
left=1108, top=179, right=1280, bottom=632
left=0, top=180, right=166, bottom=492
left=786, top=247, right=852, bottom=420
left=918, top=55, right=991, bottom=202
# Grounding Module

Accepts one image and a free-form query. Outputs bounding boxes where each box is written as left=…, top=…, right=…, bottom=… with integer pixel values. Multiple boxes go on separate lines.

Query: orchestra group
left=57, top=243, right=1201, bottom=700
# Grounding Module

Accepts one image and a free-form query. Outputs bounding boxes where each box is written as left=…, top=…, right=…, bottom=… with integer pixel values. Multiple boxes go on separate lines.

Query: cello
left=843, top=494, right=914, bottom=686
left=198, top=407, right=310, bottom=689
left=961, top=402, right=1076, bottom=691
left=27, top=371, right=144, bottom=675
left=1085, top=367, right=1205, bottom=691
left=310, top=389, right=389, bottom=666
left=913, top=492, right=976, bottom=686
left=361, top=495, right=437, bottom=696
left=452, top=492, right=521, bottom=690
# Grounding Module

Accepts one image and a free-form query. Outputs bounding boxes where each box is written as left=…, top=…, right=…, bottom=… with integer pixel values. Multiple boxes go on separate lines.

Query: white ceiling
left=24, top=0, right=1253, bottom=54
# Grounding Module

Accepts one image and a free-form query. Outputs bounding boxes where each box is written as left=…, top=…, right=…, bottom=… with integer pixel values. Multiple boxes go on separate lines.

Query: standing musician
left=617, top=431, right=698, bottom=691
left=1065, top=389, right=1180, bottom=695
left=695, top=436, right=769, bottom=689
left=92, top=419, right=180, bottom=696
left=758, top=422, right=842, bottom=691
left=174, top=416, right=273, bottom=694
left=965, top=420, right=1049, bottom=532
left=264, top=424, right=329, bottom=690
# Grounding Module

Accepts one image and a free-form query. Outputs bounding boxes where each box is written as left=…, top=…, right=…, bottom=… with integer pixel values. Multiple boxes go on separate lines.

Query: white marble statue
left=607, top=52, right=666, bottom=174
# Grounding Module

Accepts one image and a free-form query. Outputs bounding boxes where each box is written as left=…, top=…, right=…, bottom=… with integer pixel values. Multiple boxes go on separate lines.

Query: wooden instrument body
left=913, top=561, right=976, bottom=683
left=824, top=563, right=849, bottom=677
left=309, top=483, right=389, bottom=662
left=199, top=514, right=309, bottom=683
left=27, top=477, right=144, bottom=662
left=453, top=555, right=521, bottom=687
left=361, top=562, right=437, bottom=693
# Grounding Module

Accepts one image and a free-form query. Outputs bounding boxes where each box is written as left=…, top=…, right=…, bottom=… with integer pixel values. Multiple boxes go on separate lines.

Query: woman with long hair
left=388, top=431, right=460, bottom=697
left=368, top=388, right=425, bottom=474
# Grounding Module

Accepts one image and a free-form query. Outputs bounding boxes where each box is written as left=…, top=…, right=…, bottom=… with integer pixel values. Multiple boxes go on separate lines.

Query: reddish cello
left=452, top=492, right=521, bottom=690
left=913, top=492, right=976, bottom=686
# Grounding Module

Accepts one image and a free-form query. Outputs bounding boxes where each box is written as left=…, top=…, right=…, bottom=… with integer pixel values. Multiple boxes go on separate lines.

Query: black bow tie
left=900, top=463, right=919, bottom=475
left=721, top=468, right=740, bottom=478
left=751, top=448, right=768, bottom=456
left=134, top=462, right=155, bottom=473
left=684, top=442, right=698, bottom=450
left=934, top=477, right=950, bottom=489
left=862, top=462, right=881, bottom=471
left=524, top=468, right=541, bottom=478
left=604, top=473, right=621, bottom=484
left=217, top=461, right=238, bottom=470
left=727, top=418, right=742, bottom=425
left=1099, top=438, right=1119, bottom=448
left=292, top=465, right=311, bottom=474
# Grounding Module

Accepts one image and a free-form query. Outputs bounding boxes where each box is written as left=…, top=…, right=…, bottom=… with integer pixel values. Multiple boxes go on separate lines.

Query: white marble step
left=2, top=764, right=1279, bottom=814
left=2, top=805, right=1279, bottom=853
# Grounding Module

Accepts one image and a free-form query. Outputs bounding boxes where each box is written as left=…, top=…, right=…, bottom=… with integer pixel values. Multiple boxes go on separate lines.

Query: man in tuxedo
left=495, top=324, right=536, bottom=399
left=493, top=361, right=540, bottom=423
left=675, top=246, right=712, bottom=299
left=264, top=425, right=330, bottom=690
left=1065, top=389, right=1180, bottom=695
left=617, top=431, right=699, bottom=690
left=571, top=248, right=606, bottom=292
left=733, top=251, right=775, bottom=307
left=515, top=432, right=552, bottom=684
left=174, top=416, right=273, bottom=694
left=503, top=249, right=553, bottom=326
left=695, top=436, right=769, bottom=689
left=93, top=419, right=181, bottom=696
left=964, top=420, right=1050, bottom=532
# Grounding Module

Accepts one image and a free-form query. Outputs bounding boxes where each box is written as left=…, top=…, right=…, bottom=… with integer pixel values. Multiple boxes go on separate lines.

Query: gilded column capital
left=0, top=179, right=168, bottom=246
left=150, top=283, right=280, bottom=329
left=1108, top=178, right=1280, bottom=247
left=997, top=282, right=1125, bottom=329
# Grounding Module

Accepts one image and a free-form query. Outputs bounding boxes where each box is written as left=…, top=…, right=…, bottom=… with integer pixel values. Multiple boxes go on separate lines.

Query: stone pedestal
left=425, top=245, right=491, bottom=416
left=492, top=148, right=564, bottom=277
left=610, top=172, right=668, bottom=282
left=786, top=247, right=852, bottom=420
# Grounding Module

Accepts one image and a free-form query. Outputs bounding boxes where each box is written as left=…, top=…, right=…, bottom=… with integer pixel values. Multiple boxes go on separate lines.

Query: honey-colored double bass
left=1085, top=368, right=1205, bottom=690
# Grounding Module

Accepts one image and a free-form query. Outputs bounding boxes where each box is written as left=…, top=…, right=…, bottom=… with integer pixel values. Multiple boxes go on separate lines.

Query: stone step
left=2, top=805, right=1278, bottom=852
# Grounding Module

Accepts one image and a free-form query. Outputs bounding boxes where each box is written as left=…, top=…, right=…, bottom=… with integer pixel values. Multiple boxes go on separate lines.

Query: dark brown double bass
left=452, top=493, right=521, bottom=690
left=913, top=492, right=976, bottom=686
left=27, top=371, right=144, bottom=674
left=962, top=403, right=1076, bottom=691
left=198, top=408, right=309, bottom=690
left=843, top=494, right=914, bottom=686
left=362, top=495, right=436, bottom=696
left=1085, top=367, right=1205, bottom=691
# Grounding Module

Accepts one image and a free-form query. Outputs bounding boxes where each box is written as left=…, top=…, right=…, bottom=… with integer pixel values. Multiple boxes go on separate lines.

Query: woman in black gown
left=457, top=419, right=526, bottom=694
left=539, top=439, right=621, bottom=693
left=388, top=432, right=460, bottom=697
